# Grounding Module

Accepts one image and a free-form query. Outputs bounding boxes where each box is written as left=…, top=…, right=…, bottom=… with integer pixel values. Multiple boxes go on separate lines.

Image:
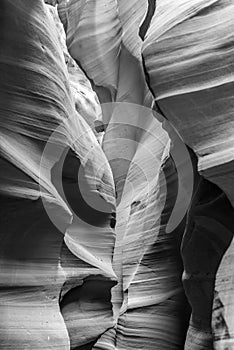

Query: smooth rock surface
left=143, top=0, right=234, bottom=348
left=1, top=0, right=234, bottom=349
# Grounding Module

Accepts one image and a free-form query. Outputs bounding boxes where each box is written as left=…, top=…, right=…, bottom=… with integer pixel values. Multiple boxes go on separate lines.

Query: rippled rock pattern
left=1, top=0, right=234, bottom=349
left=142, top=1, right=234, bottom=348
left=0, top=2, right=115, bottom=349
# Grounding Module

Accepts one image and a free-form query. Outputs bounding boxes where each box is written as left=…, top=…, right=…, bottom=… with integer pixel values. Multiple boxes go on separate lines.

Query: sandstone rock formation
left=0, top=1, right=234, bottom=349
left=142, top=1, right=234, bottom=348
left=0, top=2, right=115, bottom=349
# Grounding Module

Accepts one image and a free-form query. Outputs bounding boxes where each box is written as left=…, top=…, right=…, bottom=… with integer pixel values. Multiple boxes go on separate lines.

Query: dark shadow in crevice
left=141, top=53, right=168, bottom=120
left=59, top=274, right=115, bottom=349
left=181, top=149, right=234, bottom=342
left=50, top=147, right=115, bottom=228
left=139, top=0, right=156, bottom=40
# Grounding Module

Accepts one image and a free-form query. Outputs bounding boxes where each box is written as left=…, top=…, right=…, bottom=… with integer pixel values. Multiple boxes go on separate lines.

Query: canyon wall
left=0, top=1, right=234, bottom=349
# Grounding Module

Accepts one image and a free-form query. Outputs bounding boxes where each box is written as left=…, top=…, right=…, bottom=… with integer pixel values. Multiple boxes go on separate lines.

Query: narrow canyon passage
left=0, top=1, right=234, bottom=350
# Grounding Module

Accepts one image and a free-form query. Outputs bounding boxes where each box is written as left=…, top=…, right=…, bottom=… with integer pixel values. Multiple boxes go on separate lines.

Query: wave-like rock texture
left=56, top=1, right=191, bottom=348
left=1, top=0, right=234, bottom=349
left=0, top=1, right=116, bottom=349
left=143, top=0, right=234, bottom=348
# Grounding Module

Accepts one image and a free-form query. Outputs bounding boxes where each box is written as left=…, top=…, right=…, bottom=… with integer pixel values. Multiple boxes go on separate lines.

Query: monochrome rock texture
left=142, top=1, right=234, bottom=349
left=0, top=0, right=234, bottom=349
left=0, top=1, right=115, bottom=349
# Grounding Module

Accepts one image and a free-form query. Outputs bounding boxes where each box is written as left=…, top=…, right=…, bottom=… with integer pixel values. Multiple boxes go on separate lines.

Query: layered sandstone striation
left=0, top=1, right=234, bottom=350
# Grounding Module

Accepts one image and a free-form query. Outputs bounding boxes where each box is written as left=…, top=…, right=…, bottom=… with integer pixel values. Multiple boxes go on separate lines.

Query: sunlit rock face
left=47, top=5, right=103, bottom=141
left=1, top=0, right=234, bottom=350
left=142, top=0, right=234, bottom=348
left=0, top=1, right=115, bottom=349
